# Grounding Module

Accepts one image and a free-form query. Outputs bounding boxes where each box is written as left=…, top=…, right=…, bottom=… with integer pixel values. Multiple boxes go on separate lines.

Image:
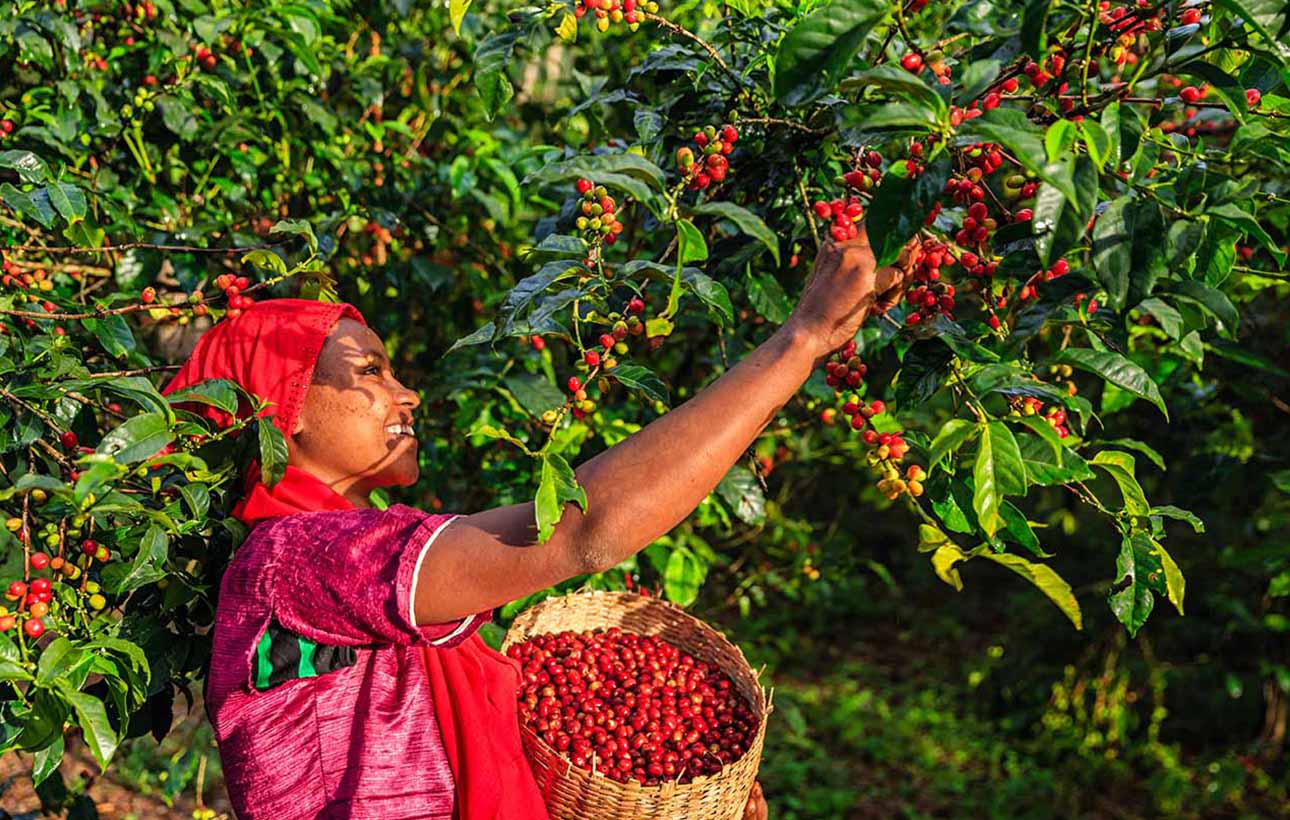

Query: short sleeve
left=266, top=505, right=486, bottom=648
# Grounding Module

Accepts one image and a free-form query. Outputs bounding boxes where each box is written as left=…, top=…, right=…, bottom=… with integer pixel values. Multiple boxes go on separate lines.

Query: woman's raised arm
left=413, top=230, right=912, bottom=625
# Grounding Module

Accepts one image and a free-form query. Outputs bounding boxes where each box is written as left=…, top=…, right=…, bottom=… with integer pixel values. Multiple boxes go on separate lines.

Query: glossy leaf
left=1056, top=349, right=1167, bottom=418
left=773, top=0, right=891, bottom=105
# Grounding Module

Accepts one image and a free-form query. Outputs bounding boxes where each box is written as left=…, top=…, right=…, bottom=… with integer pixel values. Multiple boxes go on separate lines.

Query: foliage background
left=0, top=0, right=1288, bottom=817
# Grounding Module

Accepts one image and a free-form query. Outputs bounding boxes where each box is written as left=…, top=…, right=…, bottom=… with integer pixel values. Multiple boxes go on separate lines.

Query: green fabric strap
left=254, top=628, right=274, bottom=690
left=297, top=637, right=318, bottom=678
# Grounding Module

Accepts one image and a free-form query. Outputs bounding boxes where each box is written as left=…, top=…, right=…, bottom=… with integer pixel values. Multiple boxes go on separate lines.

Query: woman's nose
left=395, top=380, right=421, bottom=410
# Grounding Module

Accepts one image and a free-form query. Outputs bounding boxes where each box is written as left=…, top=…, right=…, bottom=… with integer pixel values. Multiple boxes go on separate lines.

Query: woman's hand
left=743, top=781, right=768, bottom=820
left=784, top=227, right=919, bottom=363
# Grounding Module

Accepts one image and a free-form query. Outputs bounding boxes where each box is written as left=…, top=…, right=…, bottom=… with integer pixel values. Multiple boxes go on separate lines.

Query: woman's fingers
left=744, top=781, right=768, bottom=820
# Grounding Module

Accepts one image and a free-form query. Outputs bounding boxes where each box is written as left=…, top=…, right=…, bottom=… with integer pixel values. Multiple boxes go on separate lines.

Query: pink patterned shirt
left=206, top=505, right=482, bottom=819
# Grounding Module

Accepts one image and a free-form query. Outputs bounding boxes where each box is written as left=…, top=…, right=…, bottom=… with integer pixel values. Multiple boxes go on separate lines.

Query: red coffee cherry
left=30, top=552, right=49, bottom=570
left=60, top=430, right=78, bottom=449
left=24, top=617, right=44, bottom=638
left=900, top=53, right=924, bottom=72
left=1245, top=88, right=1261, bottom=106
left=81, top=539, right=98, bottom=556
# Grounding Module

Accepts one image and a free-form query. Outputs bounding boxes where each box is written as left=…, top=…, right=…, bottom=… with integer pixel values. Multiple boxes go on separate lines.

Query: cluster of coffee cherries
left=876, top=463, right=925, bottom=501
left=509, top=627, right=759, bottom=785
left=675, top=124, right=739, bottom=191
left=1013, top=396, right=1072, bottom=438
left=903, top=238, right=957, bottom=325
left=213, top=274, right=255, bottom=318
left=809, top=153, right=885, bottom=242
left=0, top=507, right=110, bottom=637
left=574, top=179, right=625, bottom=247
left=551, top=297, right=649, bottom=421
left=573, top=0, right=657, bottom=31
left=1096, top=1, right=1165, bottom=64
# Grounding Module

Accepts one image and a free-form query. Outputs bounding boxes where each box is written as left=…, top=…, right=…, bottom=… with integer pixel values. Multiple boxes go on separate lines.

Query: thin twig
left=4, top=240, right=285, bottom=255
left=643, top=13, right=745, bottom=94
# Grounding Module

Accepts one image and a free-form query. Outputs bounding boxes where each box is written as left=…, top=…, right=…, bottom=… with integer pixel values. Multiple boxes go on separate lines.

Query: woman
left=165, top=231, right=910, bottom=819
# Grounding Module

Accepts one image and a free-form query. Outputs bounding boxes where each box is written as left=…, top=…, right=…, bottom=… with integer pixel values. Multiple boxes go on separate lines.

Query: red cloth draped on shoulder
left=162, top=298, right=548, bottom=820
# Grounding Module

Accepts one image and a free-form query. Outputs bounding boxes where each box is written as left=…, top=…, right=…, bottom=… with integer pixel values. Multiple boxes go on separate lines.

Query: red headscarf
left=163, top=299, right=548, bottom=820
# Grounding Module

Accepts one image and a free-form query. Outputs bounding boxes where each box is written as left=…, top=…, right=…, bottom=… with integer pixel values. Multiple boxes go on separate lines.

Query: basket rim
left=502, top=589, right=771, bottom=794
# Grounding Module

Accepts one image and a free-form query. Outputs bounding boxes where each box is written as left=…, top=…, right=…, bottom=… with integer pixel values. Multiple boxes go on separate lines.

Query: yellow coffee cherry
left=88, top=594, right=106, bottom=611
left=908, top=480, right=924, bottom=497
left=85, top=581, right=101, bottom=594
left=5, top=518, right=21, bottom=532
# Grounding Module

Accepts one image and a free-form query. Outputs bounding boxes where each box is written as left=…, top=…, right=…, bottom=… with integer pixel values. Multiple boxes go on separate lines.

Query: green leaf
left=691, top=201, right=780, bottom=265
left=1109, top=532, right=1160, bottom=636
left=36, top=638, right=85, bottom=687
left=96, top=413, right=174, bottom=464
left=524, top=152, right=667, bottom=196
left=16, top=691, right=68, bottom=752
left=917, top=523, right=953, bottom=553
left=866, top=157, right=952, bottom=266
left=470, top=424, right=533, bottom=455
left=1206, top=202, right=1285, bottom=265
left=675, top=218, right=708, bottom=265
left=1101, top=438, right=1165, bottom=470
left=972, top=422, right=1027, bottom=536
left=715, top=465, right=766, bottom=526
left=82, top=315, right=137, bottom=359
left=976, top=549, right=1082, bottom=629
left=998, top=501, right=1049, bottom=558
left=611, top=364, right=669, bottom=404
left=1154, top=539, right=1186, bottom=615
left=928, top=418, right=979, bottom=473
left=1151, top=505, right=1205, bottom=533
left=746, top=272, right=792, bottom=324
left=1055, top=349, right=1167, bottom=418
left=450, top=0, right=473, bottom=34
left=773, top=0, right=892, bottom=105
left=55, top=681, right=119, bottom=770
left=165, top=379, right=240, bottom=416
left=503, top=373, right=564, bottom=417
left=1172, top=280, right=1239, bottom=337
left=838, top=64, right=946, bottom=116
left=930, top=542, right=969, bottom=591
left=534, top=452, right=587, bottom=544
left=45, top=182, right=86, bottom=223
left=1020, top=0, right=1055, bottom=58
left=1212, top=0, right=1290, bottom=61
left=0, top=149, right=50, bottom=183
left=269, top=219, right=318, bottom=254
left=683, top=270, right=734, bottom=326
left=0, top=182, right=56, bottom=228
left=242, top=248, right=288, bottom=276
left=664, top=547, right=706, bottom=607
left=1090, top=450, right=1150, bottom=515
left=1092, top=197, right=1133, bottom=309
left=103, top=525, right=168, bottom=594
left=257, top=419, right=288, bottom=487
left=474, top=31, right=519, bottom=119
left=31, top=734, right=64, bottom=787
left=1135, top=297, right=1183, bottom=340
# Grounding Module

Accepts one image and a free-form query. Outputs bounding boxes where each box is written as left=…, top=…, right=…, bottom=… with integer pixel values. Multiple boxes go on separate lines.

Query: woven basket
left=502, top=590, right=771, bottom=820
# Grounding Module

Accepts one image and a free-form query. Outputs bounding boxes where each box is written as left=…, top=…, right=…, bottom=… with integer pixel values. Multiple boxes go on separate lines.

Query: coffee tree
left=0, top=0, right=1286, bottom=807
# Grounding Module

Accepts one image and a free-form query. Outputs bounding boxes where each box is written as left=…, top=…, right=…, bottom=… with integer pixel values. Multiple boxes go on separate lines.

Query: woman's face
left=289, top=318, right=421, bottom=504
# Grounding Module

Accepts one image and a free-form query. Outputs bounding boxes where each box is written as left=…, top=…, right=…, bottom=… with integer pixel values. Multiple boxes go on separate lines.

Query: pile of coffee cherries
left=509, top=627, right=759, bottom=785
left=675, top=124, right=738, bottom=191
left=575, top=178, right=625, bottom=246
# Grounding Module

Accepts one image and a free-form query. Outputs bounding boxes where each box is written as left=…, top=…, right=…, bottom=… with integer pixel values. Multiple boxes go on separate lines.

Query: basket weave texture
left=501, top=590, right=771, bottom=820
